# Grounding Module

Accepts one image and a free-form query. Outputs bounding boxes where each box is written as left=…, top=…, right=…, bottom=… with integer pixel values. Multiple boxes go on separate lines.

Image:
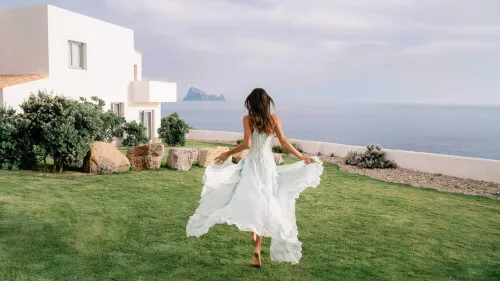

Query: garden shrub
left=293, top=143, right=304, bottom=153
left=0, top=107, right=44, bottom=170
left=122, top=121, right=149, bottom=147
left=20, top=91, right=105, bottom=172
left=272, top=145, right=287, bottom=154
left=158, top=112, right=191, bottom=146
left=0, top=107, right=18, bottom=169
left=97, top=110, right=126, bottom=142
left=272, top=143, right=304, bottom=154
left=345, top=144, right=397, bottom=169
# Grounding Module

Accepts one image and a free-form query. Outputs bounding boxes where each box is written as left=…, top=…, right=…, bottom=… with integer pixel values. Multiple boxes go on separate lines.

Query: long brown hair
left=245, top=88, right=275, bottom=135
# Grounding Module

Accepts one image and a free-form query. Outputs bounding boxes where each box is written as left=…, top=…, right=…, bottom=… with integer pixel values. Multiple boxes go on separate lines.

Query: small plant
left=272, top=143, right=304, bottom=154
left=272, top=145, right=287, bottom=154
left=345, top=144, right=397, bottom=169
left=122, top=121, right=150, bottom=147
left=236, top=139, right=243, bottom=145
left=330, top=153, right=335, bottom=157
left=158, top=112, right=191, bottom=146
left=293, top=143, right=304, bottom=153
left=317, top=152, right=323, bottom=156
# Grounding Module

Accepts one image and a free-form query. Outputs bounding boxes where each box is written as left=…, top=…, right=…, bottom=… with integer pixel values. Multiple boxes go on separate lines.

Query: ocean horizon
left=162, top=101, right=500, bottom=161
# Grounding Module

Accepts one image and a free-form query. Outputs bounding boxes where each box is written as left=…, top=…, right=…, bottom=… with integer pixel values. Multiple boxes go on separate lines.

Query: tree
left=20, top=91, right=105, bottom=172
left=158, top=112, right=190, bottom=146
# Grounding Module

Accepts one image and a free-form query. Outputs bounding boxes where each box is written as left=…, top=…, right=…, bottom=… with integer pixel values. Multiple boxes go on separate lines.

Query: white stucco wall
left=45, top=5, right=135, bottom=106
left=131, top=81, right=177, bottom=103
left=133, top=52, right=143, bottom=81
left=186, top=130, right=500, bottom=183
left=0, top=5, right=49, bottom=75
left=1, top=5, right=172, bottom=138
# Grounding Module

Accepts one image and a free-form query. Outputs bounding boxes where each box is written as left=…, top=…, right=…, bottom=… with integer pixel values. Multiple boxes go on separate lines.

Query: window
left=68, top=41, right=86, bottom=69
left=111, top=103, right=124, bottom=117
left=139, top=110, right=153, bottom=139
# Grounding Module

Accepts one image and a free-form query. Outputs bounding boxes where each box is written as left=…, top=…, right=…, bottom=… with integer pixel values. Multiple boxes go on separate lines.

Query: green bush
left=122, top=121, right=149, bottom=147
left=0, top=107, right=47, bottom=170
left=97, top=110, right=126, bottom=142
left=0, top=107, right=18, bottom=169
left=236, top=139, right=244, bottom=145
left=20, top=91, right=105, bottom=172
left=293, top=143, right=304, bottom=153
left=158, top=112, right=190, bottom=146
left=272, top=143, right=303, bottom=154
left=272, top=145, right=287, bottom=154
left=345, top=144, right=397, bottom=169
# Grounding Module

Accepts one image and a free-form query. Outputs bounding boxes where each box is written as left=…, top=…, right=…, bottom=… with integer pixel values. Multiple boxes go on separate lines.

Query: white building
left=0, top=5, right=177, bottom=139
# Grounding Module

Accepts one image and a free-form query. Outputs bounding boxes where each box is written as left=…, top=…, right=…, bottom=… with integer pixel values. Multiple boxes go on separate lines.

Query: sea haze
left=162, top=101, right=500, bottom=160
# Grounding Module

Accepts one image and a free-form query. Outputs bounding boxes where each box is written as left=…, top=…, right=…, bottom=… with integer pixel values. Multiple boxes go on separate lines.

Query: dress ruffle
left=186, top=132, right=324, bottom=264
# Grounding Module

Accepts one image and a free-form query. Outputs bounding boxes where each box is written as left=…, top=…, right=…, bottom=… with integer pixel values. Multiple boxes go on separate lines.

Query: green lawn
left=0, top=142, right=499, bottom=281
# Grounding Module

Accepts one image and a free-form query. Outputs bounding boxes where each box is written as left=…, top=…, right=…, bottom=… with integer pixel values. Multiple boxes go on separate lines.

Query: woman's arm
left=273, top=114, right=315, bottom=163
left=215, top=116, right=252, bottom=164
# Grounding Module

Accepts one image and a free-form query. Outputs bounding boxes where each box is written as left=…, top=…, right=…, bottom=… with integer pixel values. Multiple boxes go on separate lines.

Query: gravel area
left=190, top=140, right=500, bottom=200
left=318, top=155, right=500, bottom=200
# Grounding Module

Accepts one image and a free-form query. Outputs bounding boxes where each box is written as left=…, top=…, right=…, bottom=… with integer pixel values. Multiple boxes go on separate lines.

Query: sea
left=162, top=101, right=500, bottom=161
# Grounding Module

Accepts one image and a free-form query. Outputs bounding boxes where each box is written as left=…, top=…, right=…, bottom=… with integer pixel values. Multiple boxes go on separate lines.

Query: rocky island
left=183, top=87, right=226, bottom=102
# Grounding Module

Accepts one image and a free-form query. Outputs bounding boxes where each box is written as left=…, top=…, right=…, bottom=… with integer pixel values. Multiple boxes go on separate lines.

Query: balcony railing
left=131, top=81, right=177, bottom=103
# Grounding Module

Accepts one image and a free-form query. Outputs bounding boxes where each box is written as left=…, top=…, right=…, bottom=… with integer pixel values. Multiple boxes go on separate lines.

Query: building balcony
left=131, top=81, right=177, bottom=103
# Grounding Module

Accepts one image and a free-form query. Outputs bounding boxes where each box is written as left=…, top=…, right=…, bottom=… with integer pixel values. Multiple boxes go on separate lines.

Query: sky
left=2, top=0, right=500, bottom=105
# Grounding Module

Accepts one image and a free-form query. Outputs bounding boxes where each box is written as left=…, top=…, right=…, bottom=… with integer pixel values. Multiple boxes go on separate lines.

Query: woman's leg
left=251, top=232, right=257, bottom=241
left=252, top=235, right=263, bottom=267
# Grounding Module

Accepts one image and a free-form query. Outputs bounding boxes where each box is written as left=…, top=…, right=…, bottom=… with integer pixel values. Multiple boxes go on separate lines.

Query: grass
left=0, top=142, right=499, bottom=281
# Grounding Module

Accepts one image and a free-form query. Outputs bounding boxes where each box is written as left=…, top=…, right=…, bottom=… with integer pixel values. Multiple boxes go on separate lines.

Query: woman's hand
left=215, top=152, right=230, bottom=165
left=300, top=154, right=315, bottom=164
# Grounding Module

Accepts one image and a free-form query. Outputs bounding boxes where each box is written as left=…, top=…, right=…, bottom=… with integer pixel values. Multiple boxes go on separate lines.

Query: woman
left=186, top=88, right=323, bottom=267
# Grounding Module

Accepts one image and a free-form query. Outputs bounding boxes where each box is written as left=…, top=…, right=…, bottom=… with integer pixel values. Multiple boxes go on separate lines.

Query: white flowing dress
left=186, top=130, right=324, bottom=264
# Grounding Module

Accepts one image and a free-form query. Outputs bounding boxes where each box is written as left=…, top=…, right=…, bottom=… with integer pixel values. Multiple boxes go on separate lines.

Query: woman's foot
left=251, top=232, right=257, bottom=241
left=251, top=251, right=261, bottom=268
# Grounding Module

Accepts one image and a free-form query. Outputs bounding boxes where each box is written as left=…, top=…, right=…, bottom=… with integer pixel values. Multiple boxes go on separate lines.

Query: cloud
left=401, top=41, right=500, bottom=55
left=101, top=0, right=500, bottom=104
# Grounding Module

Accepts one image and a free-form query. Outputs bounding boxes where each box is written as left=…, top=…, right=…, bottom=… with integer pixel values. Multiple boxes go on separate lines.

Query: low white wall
left=186, top=130, right=500, bottom=183
left=186, top=130, right=244, bottom=143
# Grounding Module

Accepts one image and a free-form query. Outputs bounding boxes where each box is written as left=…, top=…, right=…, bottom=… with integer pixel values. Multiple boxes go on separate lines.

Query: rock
left=274, top=153, right=284, bottom=165
left=167, top=148, right=198, bottom=171
left=198, top=146, right=231, bottom=167
left=83, top=141, right=130, bottom=173
left=127, top=143, right=164, bottom=171
left=232, top=150, right=249, bottom=164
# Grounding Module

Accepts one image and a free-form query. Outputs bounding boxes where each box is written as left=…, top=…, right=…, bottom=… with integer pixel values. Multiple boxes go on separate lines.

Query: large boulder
left=83, top=141, right=130, bottom=173
left=167, top=148, right=198, bottom=171
left=232, top=150, right=249, bottom=164
left=198, top=146, right=231, bottom=167
left=274, top=153, right=284, bottom=165
left=127, top=143, right=164, bottom=171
